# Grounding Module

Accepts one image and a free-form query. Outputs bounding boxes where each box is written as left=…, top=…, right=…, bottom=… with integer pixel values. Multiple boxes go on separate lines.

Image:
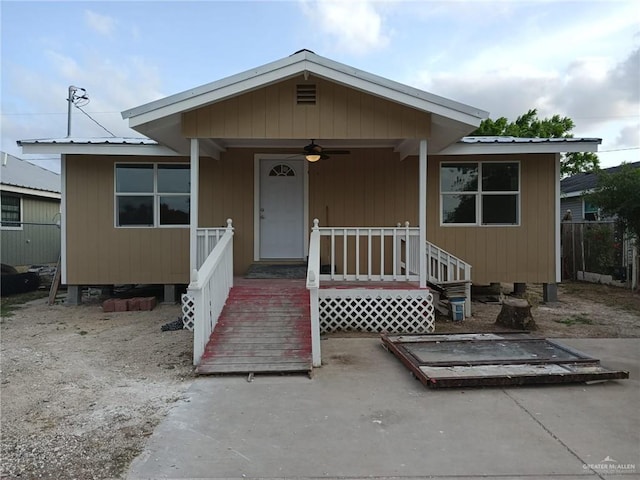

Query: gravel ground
left=1, top=281, right=638, bottom=479
left=1, top=293, right=193, bottom=479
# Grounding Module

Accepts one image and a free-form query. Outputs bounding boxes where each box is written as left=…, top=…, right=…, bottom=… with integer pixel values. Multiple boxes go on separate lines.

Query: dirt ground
left=1, top=281, right=639, bottom=479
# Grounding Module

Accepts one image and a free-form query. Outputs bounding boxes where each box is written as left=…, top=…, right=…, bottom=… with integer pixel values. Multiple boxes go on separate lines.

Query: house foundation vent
left=296, top=84, right=316, bottom=105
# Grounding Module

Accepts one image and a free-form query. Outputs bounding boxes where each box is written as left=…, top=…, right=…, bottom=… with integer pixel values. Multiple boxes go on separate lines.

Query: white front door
left=259, top=159, right=305, bottom=259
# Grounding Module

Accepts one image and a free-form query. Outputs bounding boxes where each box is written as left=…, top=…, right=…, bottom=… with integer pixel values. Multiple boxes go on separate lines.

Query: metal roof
left=561, top=161, right=640, bottom=194
left=1, top=152, right=60, bottom=194
left=122, top=49, right=489, bottom=125
left=17, top=135, right=602, bottom=157
left=118, top=49, right=490, bottom=156
left=461, top=136, right=602, bottom=144
left=17, top=137, right=177, bottom=157
left=17, top=137, right=159, bottom=146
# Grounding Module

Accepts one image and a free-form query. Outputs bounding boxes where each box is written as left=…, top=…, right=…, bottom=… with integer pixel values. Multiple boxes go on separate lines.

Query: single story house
left=19, top=50, right=600, bottom=366
left=1, top=152, right=61, bottom=267
left=561, top=161, right=640, bottom=221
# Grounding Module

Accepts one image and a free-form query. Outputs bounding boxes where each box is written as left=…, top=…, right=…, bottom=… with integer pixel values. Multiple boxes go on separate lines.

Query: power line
left=74, top=104, right=117, bottom=137
left=599, top=147, right=640, bottom=152
left=1, top=111, right=121, bottom=116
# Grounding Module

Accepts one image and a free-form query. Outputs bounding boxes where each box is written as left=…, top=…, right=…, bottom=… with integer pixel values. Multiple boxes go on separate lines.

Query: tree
left=588, top=163, right=640, bottom=291
left=588, top=163, right=640, bottom=241
left=472, top=109, right=600, bottom=176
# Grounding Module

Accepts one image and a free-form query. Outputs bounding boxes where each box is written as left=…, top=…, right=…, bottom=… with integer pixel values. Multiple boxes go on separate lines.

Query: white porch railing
left=317, top=221, right=420, bottom=282
left=404, top=239, right=472, bottom=284
left=404, top=234, right=472, bottom=317
left=426, top=241, right=472, bottom=284
left=182, top=219, right=234, bottom=365
left=307, top=219, right=435, bottom=345
left=196, top=220, right=232, bottom=269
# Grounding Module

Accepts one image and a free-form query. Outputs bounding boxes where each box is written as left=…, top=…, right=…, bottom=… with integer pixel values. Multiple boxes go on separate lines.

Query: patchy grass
left=555, top=314, right=594, bottom=326
left=1, top=290, right=49, bottom=318
left=559, top=281, right=640, bottom=313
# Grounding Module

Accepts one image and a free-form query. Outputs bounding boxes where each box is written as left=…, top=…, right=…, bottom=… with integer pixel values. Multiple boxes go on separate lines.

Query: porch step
left=196, top=279, right=312, bottom=375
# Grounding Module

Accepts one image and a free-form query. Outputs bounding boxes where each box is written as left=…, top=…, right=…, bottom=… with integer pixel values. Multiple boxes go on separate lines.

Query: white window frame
left=1, top=193, right=23, bottom=230
left=440, top=160, right=521, bottom=227
left=114, top=162, right=190, bottom=228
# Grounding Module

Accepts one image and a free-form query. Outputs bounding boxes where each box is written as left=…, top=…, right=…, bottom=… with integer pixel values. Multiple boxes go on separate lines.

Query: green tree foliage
left=472, top=109, right=600, bottom=176
left=588, top=163, right=640, bottom=240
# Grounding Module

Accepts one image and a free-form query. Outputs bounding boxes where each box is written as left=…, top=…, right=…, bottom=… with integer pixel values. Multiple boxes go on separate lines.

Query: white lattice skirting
left=319, top=289, right=435, bottom=333
left=181, top=294, right=195, bottom=332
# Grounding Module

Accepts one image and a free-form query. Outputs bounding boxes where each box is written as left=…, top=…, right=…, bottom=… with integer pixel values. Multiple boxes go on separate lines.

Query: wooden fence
left=561, top=220, right=632, bottom=283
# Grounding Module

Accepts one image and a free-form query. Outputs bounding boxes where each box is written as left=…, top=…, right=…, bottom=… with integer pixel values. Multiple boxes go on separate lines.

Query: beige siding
left=426, top=154, right=556, bottom=285
left=182, top=77, right=431, bottom=140
left=309, top=149, right=419, bottom=274
left=198, top=150, right=255, bottom=275
left=65, top=151, right=557, bottom=285
left=65, top=155, right=190, bottom=285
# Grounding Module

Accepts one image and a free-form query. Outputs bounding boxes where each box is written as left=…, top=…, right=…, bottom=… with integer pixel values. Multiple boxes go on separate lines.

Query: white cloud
left=84, top=10, right=116, bottom=36
left=614, top=123, right=640, bottom=149
left=2, top=48, right=166, bottom=161
left=301, top=0, right=391, bottom=54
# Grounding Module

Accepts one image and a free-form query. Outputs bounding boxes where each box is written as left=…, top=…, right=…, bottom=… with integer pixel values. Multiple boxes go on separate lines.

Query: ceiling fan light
left=305, top=154, right=321, bottom=162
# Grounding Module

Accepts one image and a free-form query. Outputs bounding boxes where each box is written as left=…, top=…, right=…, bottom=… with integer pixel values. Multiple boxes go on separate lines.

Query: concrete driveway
left=127, top=337, right=639, bottom=479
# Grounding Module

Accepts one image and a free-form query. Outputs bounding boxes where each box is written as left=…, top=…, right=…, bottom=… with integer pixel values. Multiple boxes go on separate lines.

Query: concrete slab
left=127, top=337, right=639, bottom=479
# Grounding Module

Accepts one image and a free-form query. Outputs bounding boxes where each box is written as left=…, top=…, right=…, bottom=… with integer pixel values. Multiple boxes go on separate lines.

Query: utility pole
left=66, top=86, right=87, bottom=137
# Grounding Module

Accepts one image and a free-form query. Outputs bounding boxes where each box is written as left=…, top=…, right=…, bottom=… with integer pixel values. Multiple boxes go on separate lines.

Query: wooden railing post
left=307, top=219, right=322, bottom=367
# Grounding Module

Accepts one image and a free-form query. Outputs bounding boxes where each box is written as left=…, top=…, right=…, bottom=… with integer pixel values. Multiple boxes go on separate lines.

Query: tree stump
left=495, top=298, right=536, bottom=330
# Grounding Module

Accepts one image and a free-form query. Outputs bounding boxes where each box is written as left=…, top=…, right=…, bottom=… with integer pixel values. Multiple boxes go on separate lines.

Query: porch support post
left=190, top=138, right=200, bottom=273
left=419, top=139, right=428, bottom=288
left=554, top=153, right=562, bottom=283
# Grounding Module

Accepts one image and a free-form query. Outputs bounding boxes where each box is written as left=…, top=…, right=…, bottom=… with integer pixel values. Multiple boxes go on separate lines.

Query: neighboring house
left=561, top=161, right=640, bottom=221
left=1, top=152, right=61, bottom=267
left=19, top=50, right=600, bottom=365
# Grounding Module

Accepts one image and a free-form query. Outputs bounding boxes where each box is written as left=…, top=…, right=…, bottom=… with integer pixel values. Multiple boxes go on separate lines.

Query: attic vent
left=296, top=84, right=316, bottom=105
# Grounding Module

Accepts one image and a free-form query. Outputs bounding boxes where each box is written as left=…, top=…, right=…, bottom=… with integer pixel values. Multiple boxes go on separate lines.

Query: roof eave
left=19, top=140, right=180, bottom=156
left=439, top=139, right=601, bottom=155
left=1, top=184, right=61, bottom=199
left=122, top=50, right=488, bottom=130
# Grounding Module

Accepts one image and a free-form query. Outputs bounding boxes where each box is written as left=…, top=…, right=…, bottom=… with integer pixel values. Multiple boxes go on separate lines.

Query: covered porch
left=183, top=172, right=471, bottom=373
left=120, top=50, right=482, bottom=370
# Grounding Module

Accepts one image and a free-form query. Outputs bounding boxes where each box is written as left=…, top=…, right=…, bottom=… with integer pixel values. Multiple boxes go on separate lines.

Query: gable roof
left=561, top=161, right=640, bottom=196
left=1, top=152, right=60, bottom=198
left=121, top=49, right=490, bottom=156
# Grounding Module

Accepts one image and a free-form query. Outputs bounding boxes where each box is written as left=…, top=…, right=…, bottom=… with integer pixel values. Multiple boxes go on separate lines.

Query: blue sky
left=1, top=0, right=638, bottom=173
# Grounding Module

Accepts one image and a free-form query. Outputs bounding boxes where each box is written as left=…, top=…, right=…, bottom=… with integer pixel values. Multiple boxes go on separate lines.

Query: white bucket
left=450, top=297, right=465, bottom=321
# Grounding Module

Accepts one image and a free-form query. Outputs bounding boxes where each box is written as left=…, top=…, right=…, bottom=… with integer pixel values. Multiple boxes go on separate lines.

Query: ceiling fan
left=301, top=140, right=350, bottom=162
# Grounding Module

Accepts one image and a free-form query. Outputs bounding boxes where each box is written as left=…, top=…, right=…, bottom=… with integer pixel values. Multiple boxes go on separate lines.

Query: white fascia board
left=122, top=54, right=303, bottom=119
left=438, top=141, right=601, bottom=155
left=124, top=51, right=488, bottom=130
left=305, top=61, right=487, bottom=126
left=1, top=184, right=61, bottom=199
left=125, top=61, right=307, bottom=128
left=20, top=143, right=180, bottom=156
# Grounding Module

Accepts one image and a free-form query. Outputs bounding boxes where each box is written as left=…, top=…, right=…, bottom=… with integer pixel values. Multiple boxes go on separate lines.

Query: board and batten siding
left=427, top=154, right=557, bottom=285
left=1, top=195, right=60, bottom=266
left=182, top=77, right=431, bottom=140
left=65, top=155, right=190, bottom=285
left=64, top=150, right=557, bottom=285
